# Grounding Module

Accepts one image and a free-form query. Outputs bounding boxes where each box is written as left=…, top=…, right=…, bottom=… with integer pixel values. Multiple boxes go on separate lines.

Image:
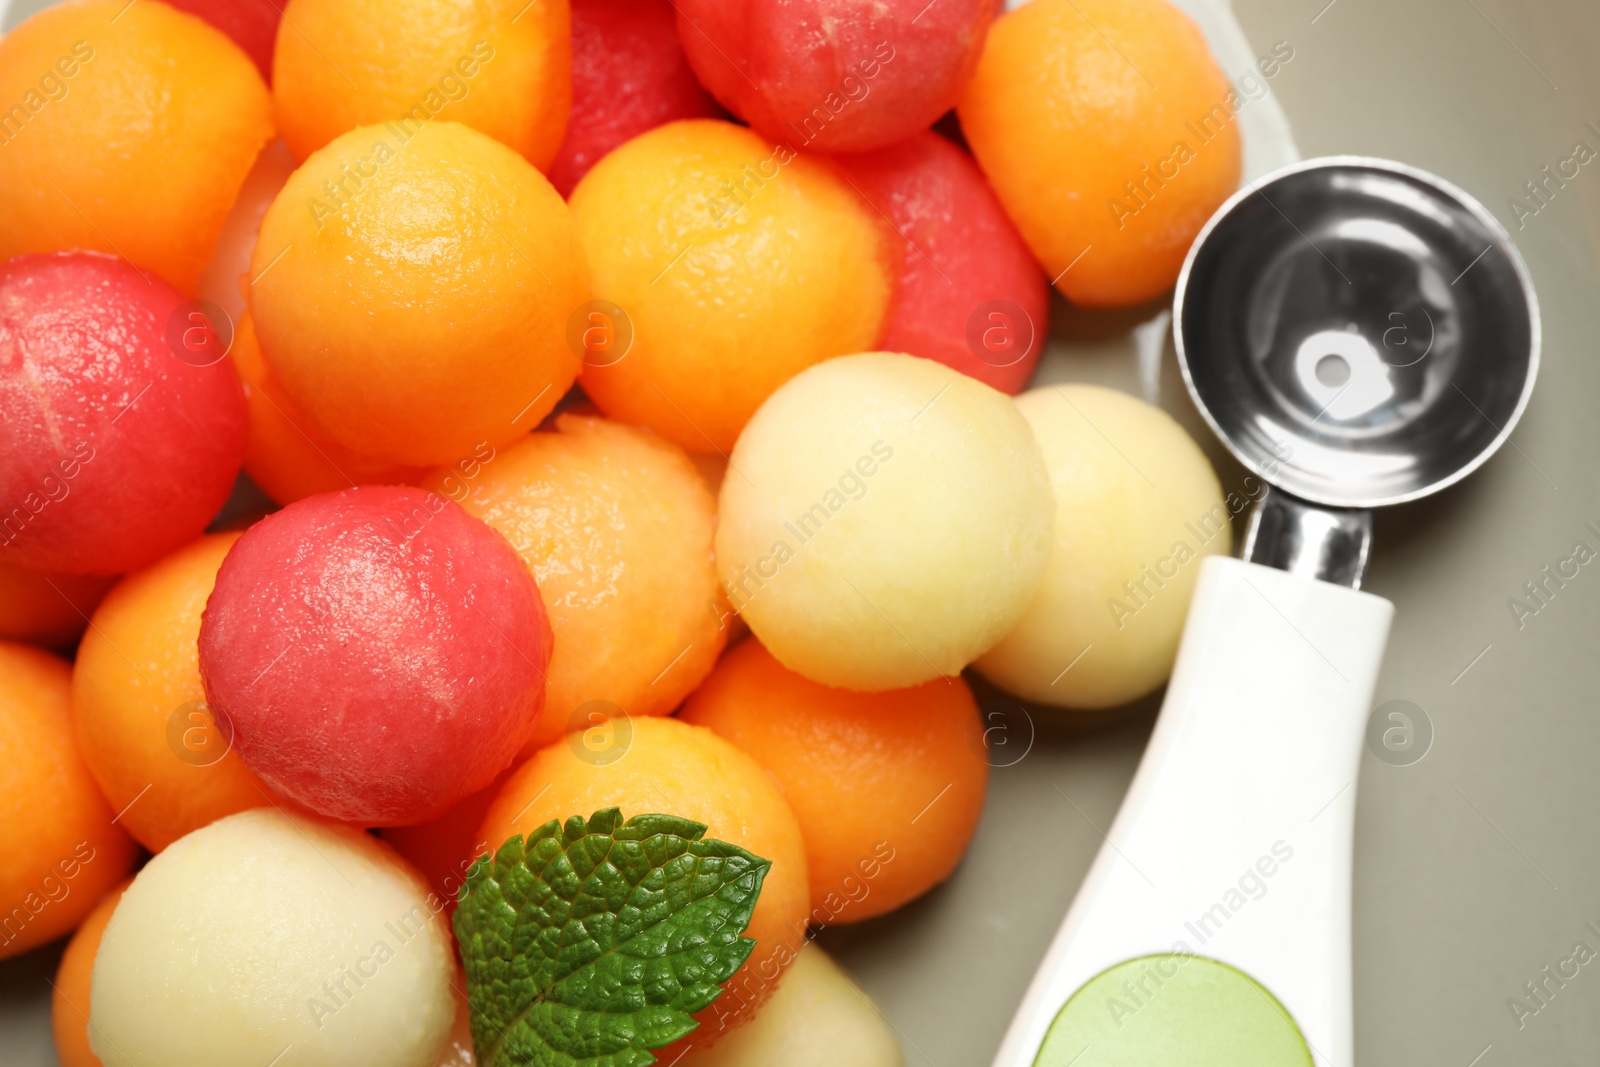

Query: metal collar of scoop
left=1173, top=156, right=1541, bottom=513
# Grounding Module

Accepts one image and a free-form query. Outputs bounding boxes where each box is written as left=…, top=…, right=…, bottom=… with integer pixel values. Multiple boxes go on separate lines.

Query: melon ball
left=975, top=385, right=1230, bottom=709
left=90, top=809, right=455, bottom=1067
left=232, top=313, right=428, bottom=506
left=570, top=119, right=891, bottom=454
left=72, top=533, right=283, bottom=853
left=249, top=121, right=586, bottom=466
left=422, top=414, right=727, bottom=754
left=272, top=0, right=571, bottom=168
left=0, top=642, right=137, bottom=960
left=0, top=0, right=273, bottom=293
left=957, top=0, right=1241, bottom=307
left=717, top=353, right=1052, bottom=691
left=680, top=638, right=988, bottom=923
left=198, top=486, right=553, bottom=825
left=836, top=131, right=1048, bottom=393
left=681, top=945, right=903, bottom=1067
left=548, top=0, right=722, bottom=196
left=0, top=252, right=247, bottom=576
left=478, top=716, right=809, bottom=1052
left=674, top=0, right=997, bottom=153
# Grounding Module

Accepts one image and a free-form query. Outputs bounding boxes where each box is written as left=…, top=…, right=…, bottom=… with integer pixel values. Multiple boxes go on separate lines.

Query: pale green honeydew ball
left=975, top=384, right=1231, bottom=709
left=89, top=808, right=455, bottom=1067
left=716, top=352, right=1053, bottom=691
left=682, top=944, right=903, bottom=1066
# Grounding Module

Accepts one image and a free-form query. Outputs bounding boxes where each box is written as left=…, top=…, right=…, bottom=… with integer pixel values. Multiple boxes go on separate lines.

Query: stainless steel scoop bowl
left=1174, top=156, right=1539, bottom=587
left=1177, top=156, right=1539, bottom=511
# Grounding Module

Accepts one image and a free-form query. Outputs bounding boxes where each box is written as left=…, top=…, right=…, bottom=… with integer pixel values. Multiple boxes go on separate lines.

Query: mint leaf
left=453, top=808, right=771, bottom=1067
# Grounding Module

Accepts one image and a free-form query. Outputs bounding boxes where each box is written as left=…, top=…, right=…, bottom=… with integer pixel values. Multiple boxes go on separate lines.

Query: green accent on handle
left=1033, top=954, right=1313, bottom=1067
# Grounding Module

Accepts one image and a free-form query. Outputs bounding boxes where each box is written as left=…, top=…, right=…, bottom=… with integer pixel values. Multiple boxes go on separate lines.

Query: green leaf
left=453, top=807, right=771, bottom=1067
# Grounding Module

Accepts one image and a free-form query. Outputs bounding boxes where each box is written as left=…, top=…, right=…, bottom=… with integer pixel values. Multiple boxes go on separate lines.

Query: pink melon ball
left=837, top=131, right=1048, bottom=392
left=198, top=486, right=552, bottom=826
left=0, top=252, right=246, bottom=576
left=674, top=0, right=998, bottom=154
left=548, top=0, right=722, bottom=197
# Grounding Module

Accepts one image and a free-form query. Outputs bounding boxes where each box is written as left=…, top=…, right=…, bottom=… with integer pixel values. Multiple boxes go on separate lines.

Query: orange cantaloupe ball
left=0, top=0, right=274, bottom=292
left=231, top=313, right=427, bottom=505
left=570, top=119, right=892, bottom=454
left=249, top=120, right=587, bottom=466
left=957, top=0, right=1241, bottom=307
left=50, top=880, right=128, bottom=1067
left=272, top=0, right=570, bottom=168
left=422, top=414, right=727, bottom=753
left=0, top=642, right=137, bottom=960
left=70, top=533, right=286, bottom=853
left=478, top=717, right=809, bottom=1052
left=681, top=638, right=988, bottom=923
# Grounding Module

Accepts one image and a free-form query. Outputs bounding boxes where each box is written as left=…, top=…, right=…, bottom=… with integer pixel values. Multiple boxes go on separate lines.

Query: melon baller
left=993, top=158, right=1540, bottom=1066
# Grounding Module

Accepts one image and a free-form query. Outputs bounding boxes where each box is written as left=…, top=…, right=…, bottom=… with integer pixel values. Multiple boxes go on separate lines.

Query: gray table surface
left=4, top=1, right=1599, bottom=1065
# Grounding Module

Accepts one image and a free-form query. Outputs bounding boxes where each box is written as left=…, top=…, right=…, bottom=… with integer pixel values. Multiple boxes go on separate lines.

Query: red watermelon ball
left=547, top=0, right=722, bottom=197
left=0, top=251, right=246, bottom=576
left=198, top=486, right=553, bottom=826
left=674, top=0, right=998, bottom=153
left=837, top=131, right=1049, bottom=392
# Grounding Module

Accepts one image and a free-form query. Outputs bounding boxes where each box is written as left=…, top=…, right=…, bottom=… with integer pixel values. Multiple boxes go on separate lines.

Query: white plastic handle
left=993, top=555, right=1393, bottom=1067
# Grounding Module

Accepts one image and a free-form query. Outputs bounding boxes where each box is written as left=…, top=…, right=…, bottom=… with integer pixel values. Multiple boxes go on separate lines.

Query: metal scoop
left=994, top=157, right=1539, bottom=1067
left=1180, top=156, right=1539, bottom=588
